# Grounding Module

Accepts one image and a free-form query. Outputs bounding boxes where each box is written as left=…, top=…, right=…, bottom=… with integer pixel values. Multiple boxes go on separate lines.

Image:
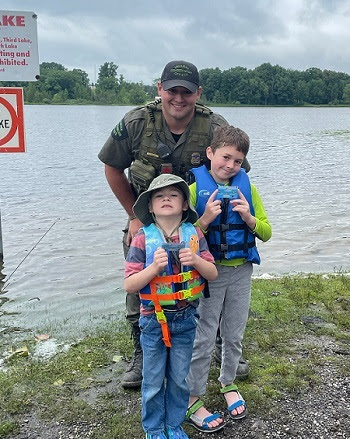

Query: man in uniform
left=98, top=60, right=249, bottom=389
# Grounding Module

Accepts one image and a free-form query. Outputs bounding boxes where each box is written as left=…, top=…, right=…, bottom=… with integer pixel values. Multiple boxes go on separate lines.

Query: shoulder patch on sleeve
left=112, top=118, right=128, bottom=140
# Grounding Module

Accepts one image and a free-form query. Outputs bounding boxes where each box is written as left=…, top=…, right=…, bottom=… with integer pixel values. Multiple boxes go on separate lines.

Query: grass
left=0, top=273, right=349, bottom=438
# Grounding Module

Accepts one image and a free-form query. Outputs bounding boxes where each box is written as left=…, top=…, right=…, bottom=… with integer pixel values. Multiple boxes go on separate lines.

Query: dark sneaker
left=121, top=350, right=143, bottom=388
left=236, top=358, right=249, bottom=380
left=214, top=343, right=222, bottom=365
left=214, top=346, right=249, bottom=380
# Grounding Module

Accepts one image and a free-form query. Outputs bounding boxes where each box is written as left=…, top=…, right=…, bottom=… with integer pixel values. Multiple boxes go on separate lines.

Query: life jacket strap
left=154, top=305, right=172, bottom=347
left=151, top=285, right=172, bottom=347
left=210, top=240, right=256, bottom=253
left=209, top=223, right=246, bottom=232
left=139, top=283, right=204, bottom=303
left=143, top=281, right=205, bottom=348
left=151, top=269, right=200, bottom=285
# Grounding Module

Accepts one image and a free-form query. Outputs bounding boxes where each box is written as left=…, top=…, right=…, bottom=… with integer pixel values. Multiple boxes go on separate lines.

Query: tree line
left=1, top=61, right=350, bottom=106
left=0, top=61, right=155, bottom=106
left=200, top=63, right=350, bottom=105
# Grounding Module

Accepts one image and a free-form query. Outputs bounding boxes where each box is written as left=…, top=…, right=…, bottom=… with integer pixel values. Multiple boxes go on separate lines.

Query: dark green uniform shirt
left=98, top=105, right=229, bottom=171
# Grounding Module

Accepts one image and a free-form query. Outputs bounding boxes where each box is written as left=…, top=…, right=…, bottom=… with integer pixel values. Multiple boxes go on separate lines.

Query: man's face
left=157, top=84, right=202, bottom=126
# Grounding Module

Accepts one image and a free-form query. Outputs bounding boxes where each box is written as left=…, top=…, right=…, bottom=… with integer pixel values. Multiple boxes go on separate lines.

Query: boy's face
left=206, top=145, right=245, bottom=184
left=149, top=185, right=188, bottom=220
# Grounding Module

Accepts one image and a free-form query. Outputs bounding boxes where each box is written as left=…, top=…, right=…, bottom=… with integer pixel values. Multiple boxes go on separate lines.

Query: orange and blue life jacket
left=139, top=222, right=205, bottom=346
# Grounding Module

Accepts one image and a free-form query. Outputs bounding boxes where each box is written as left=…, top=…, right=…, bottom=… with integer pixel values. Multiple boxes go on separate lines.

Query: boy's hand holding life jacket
left=231, top=189, right=256, bottom=229
left=199, top=189, right=222, bottom=230
left=179, top=247, right=200, bottom=267
left=152, top=247, right=169, bottom=273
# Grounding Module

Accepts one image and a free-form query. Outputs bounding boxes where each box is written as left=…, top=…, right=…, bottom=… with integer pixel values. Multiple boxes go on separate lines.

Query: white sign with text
left=0, top=10, right=39, bottom=81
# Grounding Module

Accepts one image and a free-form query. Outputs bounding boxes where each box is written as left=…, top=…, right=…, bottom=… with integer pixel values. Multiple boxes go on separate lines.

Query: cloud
left=1, top=0, right=350, bottom=84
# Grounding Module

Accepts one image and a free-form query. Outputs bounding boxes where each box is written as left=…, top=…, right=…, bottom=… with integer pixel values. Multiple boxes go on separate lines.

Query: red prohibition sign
left=0, top=96, right=19, bottom=146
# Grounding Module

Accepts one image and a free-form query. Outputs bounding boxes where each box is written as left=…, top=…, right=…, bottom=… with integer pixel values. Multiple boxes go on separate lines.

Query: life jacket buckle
left=179, top=289, right=192, bottom=300
left=178, top=272, right=192, bottom=283
left=219, top=224, right=230, bottom=232
left=155, top=309, right=172, bottom=347
left=155, top=309, right=167, bottom=323
left=220, top=244, right=229, bottom=251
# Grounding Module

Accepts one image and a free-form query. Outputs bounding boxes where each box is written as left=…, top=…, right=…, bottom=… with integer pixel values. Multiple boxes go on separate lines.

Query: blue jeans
left=139, top=305, right=198, bottom=435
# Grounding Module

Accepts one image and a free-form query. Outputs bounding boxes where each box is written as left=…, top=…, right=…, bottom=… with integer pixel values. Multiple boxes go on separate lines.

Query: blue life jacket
left=191, top=165, right=260, bottom=264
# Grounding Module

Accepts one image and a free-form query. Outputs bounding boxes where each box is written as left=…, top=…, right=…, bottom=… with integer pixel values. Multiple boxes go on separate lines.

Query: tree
left=129, top=87, right=148, bottom=105
left=343, top=83, right=350, bottom=103
left=221, top=66, right=248, bottom=103
left=199, top=68, right=222, bottom=102
left=72, top=69, right=90, bottom=87
left=273, top=73, right=295, bottom=105
left=95, top=62, right=120, bottom=100
left=247, top=77, right=268, bottom=105
left=44, top=70, right=76, bottom=98
left=304, top=67, right=323, bottom=81
left=40, top=62, right=66, bottom=71
left=98, top=62, right=118, bottom=80
left=144, top=83, right=158, bottom=100
left=295, top=80, right=309, bottom=105
left=9, top=59, right=350, bottom=106
left=308, top=79, right=326, bottom=104
left=254, top=63, right=283, bottom=105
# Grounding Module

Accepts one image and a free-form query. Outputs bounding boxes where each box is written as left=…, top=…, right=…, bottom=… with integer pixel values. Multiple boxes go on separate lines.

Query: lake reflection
left=0, top=105, right=349, bottom=337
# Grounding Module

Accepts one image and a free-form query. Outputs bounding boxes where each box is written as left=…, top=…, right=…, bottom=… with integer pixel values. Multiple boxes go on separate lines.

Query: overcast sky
left=2, top=0, right=350, bottom=84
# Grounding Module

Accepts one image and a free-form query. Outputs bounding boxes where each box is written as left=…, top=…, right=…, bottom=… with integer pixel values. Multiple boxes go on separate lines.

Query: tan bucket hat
left=132, top=174, right=198, bottom=225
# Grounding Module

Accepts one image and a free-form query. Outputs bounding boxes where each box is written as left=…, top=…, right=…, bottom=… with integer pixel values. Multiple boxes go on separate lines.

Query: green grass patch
left=0, top=273, right=349, bottom=437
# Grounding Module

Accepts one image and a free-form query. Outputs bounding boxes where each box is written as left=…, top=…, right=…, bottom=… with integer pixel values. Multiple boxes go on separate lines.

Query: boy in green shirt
left=185, top=126, right=272, bottom=432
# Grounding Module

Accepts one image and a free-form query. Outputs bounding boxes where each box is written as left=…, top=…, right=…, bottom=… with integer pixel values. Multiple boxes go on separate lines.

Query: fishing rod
left=0, top=219, right=58, bottom=293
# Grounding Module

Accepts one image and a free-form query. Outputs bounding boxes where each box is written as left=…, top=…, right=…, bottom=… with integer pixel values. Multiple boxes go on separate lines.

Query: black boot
left=214, top=333, right=249, bottom=380
left=121, top=323, right=143, bottom=389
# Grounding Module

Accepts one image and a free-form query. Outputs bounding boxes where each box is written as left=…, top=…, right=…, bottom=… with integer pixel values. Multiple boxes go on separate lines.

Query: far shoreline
left=22, top=101, right=350, bottom=108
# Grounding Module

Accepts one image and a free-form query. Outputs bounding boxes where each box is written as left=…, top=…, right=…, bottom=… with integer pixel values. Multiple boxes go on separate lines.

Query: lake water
left=0, top=105, right=349, bottom=339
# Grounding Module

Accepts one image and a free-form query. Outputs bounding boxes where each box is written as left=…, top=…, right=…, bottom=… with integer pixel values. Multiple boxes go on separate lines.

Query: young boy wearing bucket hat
left=124, top=174, right=218, bottom=439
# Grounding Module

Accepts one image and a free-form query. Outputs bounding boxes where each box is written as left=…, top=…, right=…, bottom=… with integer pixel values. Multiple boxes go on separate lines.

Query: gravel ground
left=188, top=363, right=350, bottom=439
left=7, top=327, right=350, bottom=439
left=10, top=357, right=349, bottom=439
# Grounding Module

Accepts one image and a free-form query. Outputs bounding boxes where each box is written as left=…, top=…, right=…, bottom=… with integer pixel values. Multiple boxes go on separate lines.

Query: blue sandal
left=220, top=383, right=248, bottom=420
left=185, top=399, right=224, bottom=433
